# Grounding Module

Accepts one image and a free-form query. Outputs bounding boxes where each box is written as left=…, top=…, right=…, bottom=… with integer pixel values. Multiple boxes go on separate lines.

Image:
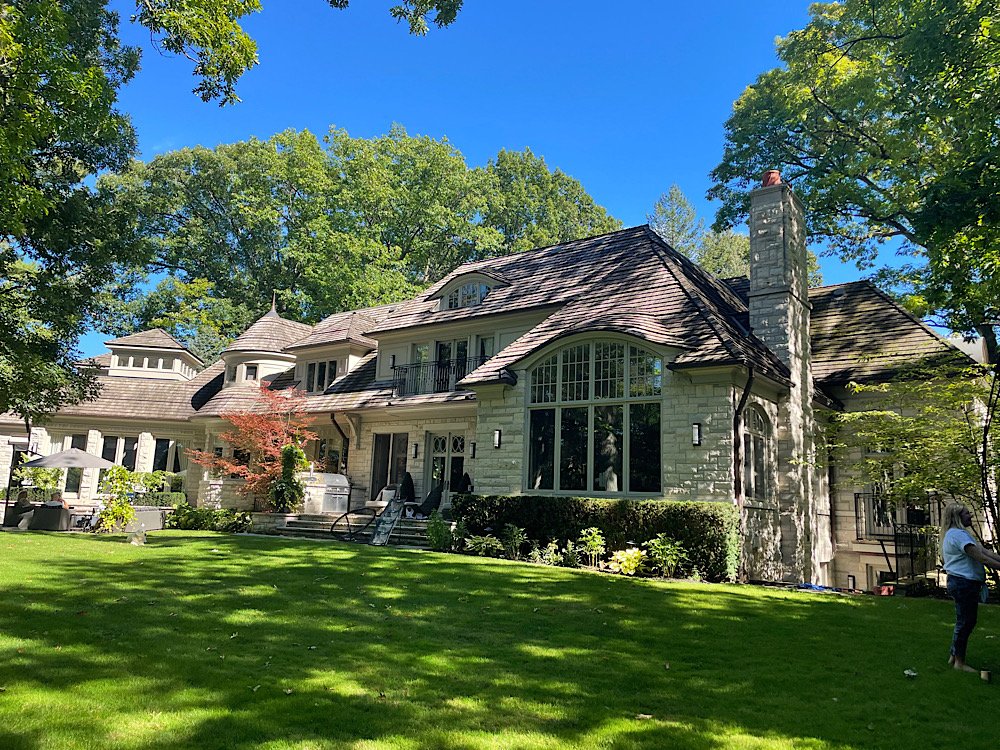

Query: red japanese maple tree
left=188, top=383, right=317, bottom=504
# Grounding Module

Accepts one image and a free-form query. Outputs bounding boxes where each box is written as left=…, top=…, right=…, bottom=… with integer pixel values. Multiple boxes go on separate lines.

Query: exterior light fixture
left=470, top=442, right=476, bottom=459
left=412, top=443, right=419, bottom=459
left=389, top=354, right=396, bottom=368
left=493, top=430, right=502, bottom=449
left=692, top=423, right=702, bottom=446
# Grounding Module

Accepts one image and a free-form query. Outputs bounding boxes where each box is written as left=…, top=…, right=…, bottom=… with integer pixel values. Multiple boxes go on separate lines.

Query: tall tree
left=0, top=0, right=139, bottom=431
left=648, top=185, right=820, bottom=283
left=647, top=185, right=703, bottom=259
left=99, top=129, right=621, bottom=355
left=478, top=148, right=621, bottom=255
left=709, top=0, right=1000, bottom=360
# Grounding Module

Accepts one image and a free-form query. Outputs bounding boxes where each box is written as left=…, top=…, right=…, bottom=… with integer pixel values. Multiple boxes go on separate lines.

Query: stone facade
left=747, top=181, right=832, bottom=585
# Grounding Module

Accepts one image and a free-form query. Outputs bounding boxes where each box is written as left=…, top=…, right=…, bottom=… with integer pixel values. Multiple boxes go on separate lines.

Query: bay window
left=527, top=340, right=663, bottom=494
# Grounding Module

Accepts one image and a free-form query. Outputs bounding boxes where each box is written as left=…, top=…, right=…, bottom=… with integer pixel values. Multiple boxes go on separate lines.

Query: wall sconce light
left=470, top=441, right=476, bottom=459
left=389, top=354, right=396, bottom=368
left=692, top=423, right=702, bottom=446
left=412, top=443, right=419, bottom=459
left=493, top=429, right=502, bottom=449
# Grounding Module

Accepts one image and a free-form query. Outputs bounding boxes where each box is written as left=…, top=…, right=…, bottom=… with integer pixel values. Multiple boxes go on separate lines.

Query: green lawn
left=0, top=532, right=996, bottom=750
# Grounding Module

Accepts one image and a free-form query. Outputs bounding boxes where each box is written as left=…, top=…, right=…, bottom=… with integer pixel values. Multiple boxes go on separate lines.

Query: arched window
left=527, top=340, right=663, bottom=494
left=447, top=282, right=491, bottom=309
left=743, top=406, right=771, bottom=502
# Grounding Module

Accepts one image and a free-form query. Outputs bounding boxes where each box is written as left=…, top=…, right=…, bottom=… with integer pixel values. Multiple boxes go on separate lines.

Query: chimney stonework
left=747, top=180, right=826, bottom=584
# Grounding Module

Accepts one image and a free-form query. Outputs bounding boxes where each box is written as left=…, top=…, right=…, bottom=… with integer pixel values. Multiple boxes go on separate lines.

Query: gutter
left=733, top=366, right=755, bottom=500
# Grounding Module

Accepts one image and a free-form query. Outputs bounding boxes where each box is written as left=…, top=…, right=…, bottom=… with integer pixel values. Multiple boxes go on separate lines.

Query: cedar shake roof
left=194, top=369, right=298, bottom=418
left=76, top=353, right=112, bottom=369
left=453, top=226, right=792, bottom=387
left=55, top=361, right=225, bottom=421
left=223, top=309, right=313, bottom=355
left=286, top=303, right=398, bottom=351
left=106, top=328, right=196, bottom=356
left=304, top=353, right=393, bottom=412
left=808, top=281, right=970, bottom=384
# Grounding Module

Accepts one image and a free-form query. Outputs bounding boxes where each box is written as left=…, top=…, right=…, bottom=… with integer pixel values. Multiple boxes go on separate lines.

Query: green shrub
left=165, top=502, right=252, bottom=533
left=644, top=534, right=688, bottom=577
left=270, top=444, right=307, bottom=513
left=559, top=540, right=581, bottom=568
left=426, top=510, right=452, bottom=551
left=2, top=487, right=52, bottom=503
left=578, top=527, right=606, bottom=567
left=137, top=492, right=186, bottom=507
left=465, top=534, right=504, bottom=557
left=451, top=494, right=740, bottom=582
left=609, top=548, right=647, bottom=576
left=98, top=465, right=138, bottom=531
left=13, top=465, right=61, bottom=492
left=539, top=540, right=562, bottom=566
left=499, top=523, right=528, bottom=560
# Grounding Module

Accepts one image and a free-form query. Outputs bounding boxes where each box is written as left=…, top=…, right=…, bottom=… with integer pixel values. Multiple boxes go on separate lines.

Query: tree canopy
left=648, top=184, right=819, bottom=283
left=98, top=128, right=619, bottom=359
left=710, top=0, right=1000, bottom=359
left=0, top=0, right=139, bottom=428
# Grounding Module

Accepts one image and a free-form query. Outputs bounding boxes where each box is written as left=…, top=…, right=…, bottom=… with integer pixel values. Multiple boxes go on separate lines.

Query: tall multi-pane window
left=527, top=340, right=663, bottom=494
left=743, top=406, right=770, bottom=502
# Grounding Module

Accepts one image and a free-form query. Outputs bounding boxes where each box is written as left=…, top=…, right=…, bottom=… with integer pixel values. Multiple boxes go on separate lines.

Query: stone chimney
left=748, top=171, right=819, bottom=583
left=748, top=171, right=810, bottom=369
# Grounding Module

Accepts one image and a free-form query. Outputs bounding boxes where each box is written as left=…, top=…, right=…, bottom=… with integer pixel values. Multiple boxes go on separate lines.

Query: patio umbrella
left=4, top=448, right=117, bottom=518
left=19, top=448, right=116, bottom=469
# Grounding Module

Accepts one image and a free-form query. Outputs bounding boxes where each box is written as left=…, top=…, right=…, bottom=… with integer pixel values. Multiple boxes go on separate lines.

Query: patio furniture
left=28, top=506, right=71, bottom=531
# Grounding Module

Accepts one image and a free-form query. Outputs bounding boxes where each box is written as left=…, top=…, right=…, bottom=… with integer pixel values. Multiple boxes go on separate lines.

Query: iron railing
left=391, top=356, right=488, bottom=397
left=854, top=493, right=943, bottom=541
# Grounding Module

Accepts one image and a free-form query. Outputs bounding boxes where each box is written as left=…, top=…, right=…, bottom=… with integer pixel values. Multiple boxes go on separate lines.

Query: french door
left=370, top=432, right=408, bottom=501
left=426, top=432, right=467, bottom=506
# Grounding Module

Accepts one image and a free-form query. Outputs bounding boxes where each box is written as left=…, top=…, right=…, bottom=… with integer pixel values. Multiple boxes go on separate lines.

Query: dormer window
left=305, top=359, right=338, bottom=393
left=447, top=282, right=491, bottom=310
left=245, top=364, right=258, bottom=381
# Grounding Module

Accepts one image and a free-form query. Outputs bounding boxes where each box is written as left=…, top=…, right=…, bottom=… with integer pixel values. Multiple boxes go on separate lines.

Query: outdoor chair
left=28, top=506, right=71, bottom=531
left=412, top=487, right=442, bottom=519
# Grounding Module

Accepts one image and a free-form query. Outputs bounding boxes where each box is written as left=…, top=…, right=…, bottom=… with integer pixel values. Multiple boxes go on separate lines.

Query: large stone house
left=0, top=176, right=967, bottom=587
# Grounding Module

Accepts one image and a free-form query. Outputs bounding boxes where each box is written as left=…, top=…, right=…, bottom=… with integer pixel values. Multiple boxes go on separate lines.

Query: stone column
left=748, top=173, right=817, bottom=582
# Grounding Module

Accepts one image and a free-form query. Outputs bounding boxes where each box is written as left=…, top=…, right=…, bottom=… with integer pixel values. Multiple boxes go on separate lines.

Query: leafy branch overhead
left=710, top=0, right=1000, bottom=359
left=134, top=0, right=464, bottom=105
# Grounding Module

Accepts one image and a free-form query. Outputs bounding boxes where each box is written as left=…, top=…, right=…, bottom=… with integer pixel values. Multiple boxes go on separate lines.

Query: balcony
left=854, top=493, right=942, bottom=542
left=392, top=357, right=488, bottom=397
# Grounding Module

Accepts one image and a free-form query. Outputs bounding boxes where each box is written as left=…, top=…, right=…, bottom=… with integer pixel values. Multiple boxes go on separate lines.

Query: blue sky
left=84, top=0, right=883, bottom=355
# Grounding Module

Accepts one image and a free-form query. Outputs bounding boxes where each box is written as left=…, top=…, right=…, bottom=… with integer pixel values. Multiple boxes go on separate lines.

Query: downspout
left=733, top=366, right=755, bottom=500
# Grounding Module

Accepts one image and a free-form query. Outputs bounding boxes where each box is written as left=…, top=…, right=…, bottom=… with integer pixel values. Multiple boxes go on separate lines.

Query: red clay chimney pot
left=762, top=169, right=782, bottom=187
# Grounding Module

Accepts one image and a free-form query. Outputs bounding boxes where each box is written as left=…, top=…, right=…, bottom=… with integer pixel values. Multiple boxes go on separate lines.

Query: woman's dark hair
left=399, top=472, right=415, bottom=502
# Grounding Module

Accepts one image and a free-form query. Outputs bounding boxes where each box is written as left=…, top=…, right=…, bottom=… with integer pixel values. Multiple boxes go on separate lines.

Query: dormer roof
left=286, top=302, right=397, bottom=352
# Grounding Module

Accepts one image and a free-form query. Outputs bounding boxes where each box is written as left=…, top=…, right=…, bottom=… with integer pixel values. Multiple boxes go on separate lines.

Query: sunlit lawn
left=0, top=531, right=997, bottom=749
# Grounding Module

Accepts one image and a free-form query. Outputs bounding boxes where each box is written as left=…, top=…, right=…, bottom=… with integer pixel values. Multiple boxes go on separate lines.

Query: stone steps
left=274, top=512, right=434, bottom=548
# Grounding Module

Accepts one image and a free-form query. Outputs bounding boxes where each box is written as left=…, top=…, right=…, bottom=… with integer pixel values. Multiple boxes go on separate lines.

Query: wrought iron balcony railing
left=391, top=356, right=488, bottom=397
left=854, top=493, right=943, bottom=542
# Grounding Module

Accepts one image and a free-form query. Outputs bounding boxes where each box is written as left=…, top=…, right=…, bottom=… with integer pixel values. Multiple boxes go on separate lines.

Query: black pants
left=948, top=575, right=982, bottom=661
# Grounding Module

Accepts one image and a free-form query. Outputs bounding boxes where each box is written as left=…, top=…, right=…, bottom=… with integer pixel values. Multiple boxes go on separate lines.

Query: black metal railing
left=391, top=356, right=488, bottom=397
left=854, top=493, right=944, bottom=542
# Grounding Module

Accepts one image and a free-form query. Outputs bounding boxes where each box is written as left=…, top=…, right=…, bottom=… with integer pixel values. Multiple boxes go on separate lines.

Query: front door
left=426, top=433, right=467, bottom=508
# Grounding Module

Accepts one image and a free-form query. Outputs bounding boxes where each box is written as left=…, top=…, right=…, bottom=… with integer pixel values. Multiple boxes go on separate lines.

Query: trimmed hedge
left=165, top=502, right=253, bottom=533
left=139, top=492, right=187, bottom=507
left=451, top=494, right=740, bottom=582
